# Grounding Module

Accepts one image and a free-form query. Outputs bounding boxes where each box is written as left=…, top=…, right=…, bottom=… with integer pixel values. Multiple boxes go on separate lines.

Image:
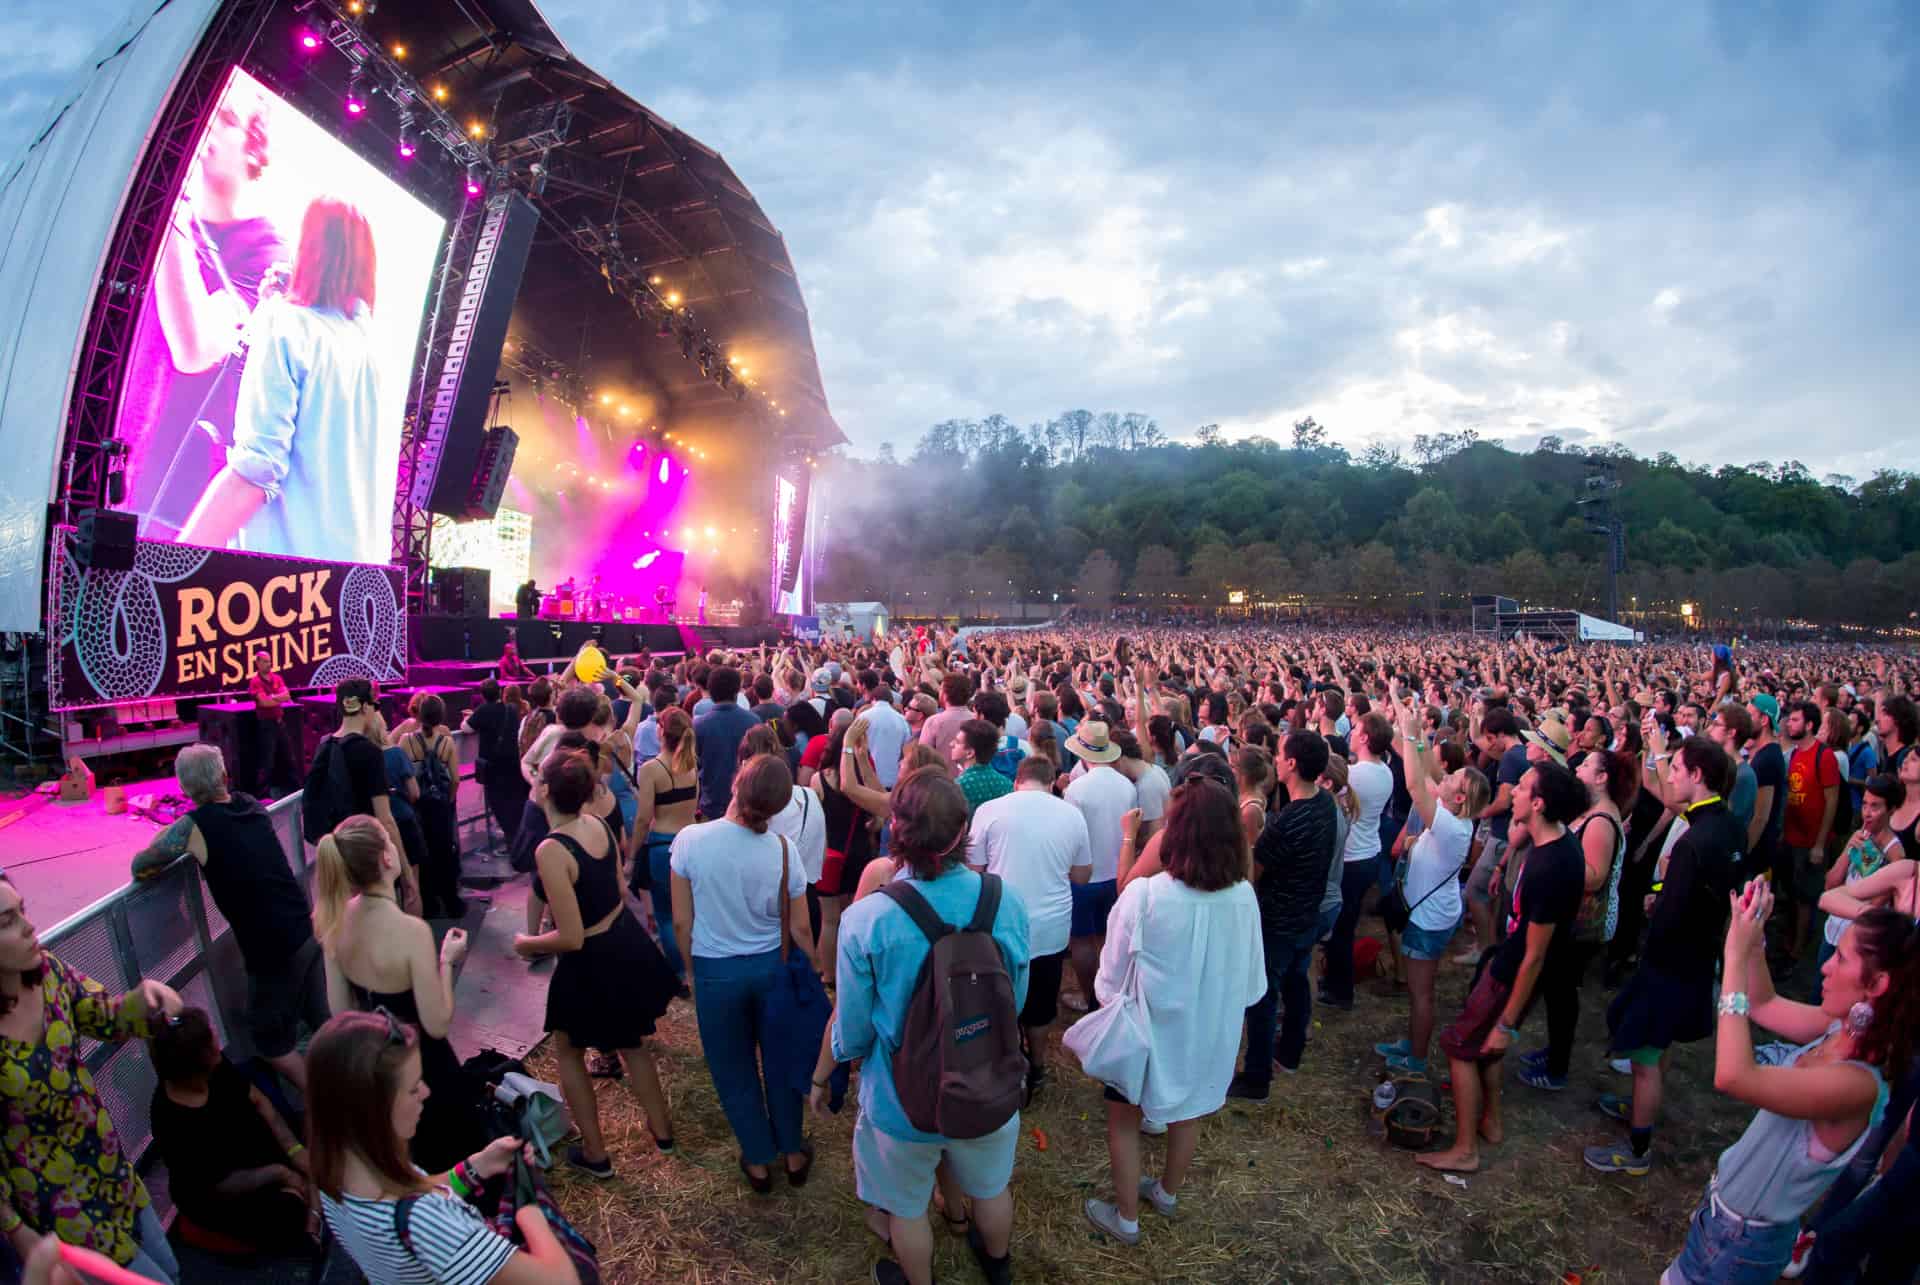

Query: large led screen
left=117, top=67, right=445, bottom=567
left=771, top=472, right=814, bottom=616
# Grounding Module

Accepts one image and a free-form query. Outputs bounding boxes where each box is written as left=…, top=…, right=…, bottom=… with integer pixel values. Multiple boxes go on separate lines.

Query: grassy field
left=532, top=921, right=1759, bottom=1284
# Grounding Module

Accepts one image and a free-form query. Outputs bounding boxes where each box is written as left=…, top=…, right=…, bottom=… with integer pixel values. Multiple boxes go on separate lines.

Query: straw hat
left=1064, top=720, right=1121, bottom=764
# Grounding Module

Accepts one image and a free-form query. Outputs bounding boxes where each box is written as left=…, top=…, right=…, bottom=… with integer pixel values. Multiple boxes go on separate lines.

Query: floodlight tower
left=1578, top=455, right=1627, bottom=624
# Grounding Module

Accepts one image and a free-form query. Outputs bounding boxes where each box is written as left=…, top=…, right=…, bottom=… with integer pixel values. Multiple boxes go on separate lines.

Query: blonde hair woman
left=314, top=816, right=486, bottom=1171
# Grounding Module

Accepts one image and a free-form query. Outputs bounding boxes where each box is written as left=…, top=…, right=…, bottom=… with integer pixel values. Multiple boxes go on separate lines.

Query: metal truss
left=54, top=0, right=280, bottom=528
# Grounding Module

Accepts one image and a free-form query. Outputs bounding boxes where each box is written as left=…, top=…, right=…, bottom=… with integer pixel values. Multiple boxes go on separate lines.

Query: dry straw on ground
left=532, top=928, right=1758, bottom=1284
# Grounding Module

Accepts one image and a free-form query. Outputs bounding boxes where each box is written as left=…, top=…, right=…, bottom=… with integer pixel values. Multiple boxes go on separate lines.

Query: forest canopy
left=815, top=414, right=1920, bottom=633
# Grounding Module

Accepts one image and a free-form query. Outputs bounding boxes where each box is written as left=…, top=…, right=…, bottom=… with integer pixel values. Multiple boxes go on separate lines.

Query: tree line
left=814, top=414, right=1920, bottom=635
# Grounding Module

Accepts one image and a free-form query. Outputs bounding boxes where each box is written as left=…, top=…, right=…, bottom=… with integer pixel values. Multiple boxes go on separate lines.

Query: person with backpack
left=406, top=694, right=466, bottom=920
left=1079, top=777, right=1266, bottom=1248
left=465, top=679, right=531, bottom=845
left=810, top=767, right=1031, bottom=1285
left=304, top=678, right=412, bottom=914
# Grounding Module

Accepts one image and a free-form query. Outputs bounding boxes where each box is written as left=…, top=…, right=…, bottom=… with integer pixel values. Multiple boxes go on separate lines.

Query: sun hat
left=1520, top=718, right=1570, bottom=766
left=1063, top=720, right=1122, bottom=765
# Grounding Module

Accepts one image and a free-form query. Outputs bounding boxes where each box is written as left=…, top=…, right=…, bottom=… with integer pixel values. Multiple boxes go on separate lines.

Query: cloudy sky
left=5, top=1, right=1916, bottom=474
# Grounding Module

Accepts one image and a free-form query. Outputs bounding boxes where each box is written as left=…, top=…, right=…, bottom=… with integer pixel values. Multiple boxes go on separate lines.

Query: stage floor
left=0, top=776, right=181, bottom=927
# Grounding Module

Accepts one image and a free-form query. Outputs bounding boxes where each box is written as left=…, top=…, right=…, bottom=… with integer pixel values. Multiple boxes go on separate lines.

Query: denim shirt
left=831, top=865, right=1031, bottom=1143
left=227, top=300, right=388, bottom=564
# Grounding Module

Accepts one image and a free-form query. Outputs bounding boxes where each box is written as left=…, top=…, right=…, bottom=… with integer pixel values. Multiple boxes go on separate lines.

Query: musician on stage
left=245, top=649, right=293, bottom=798
left=515, top=579, right=541, bottom=620
left=122, top=84, right=289, bottom=539
left=653, top=582, right=673, bottom=622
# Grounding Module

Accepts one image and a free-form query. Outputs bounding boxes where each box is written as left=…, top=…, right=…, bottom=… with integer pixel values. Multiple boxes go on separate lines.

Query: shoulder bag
left=1063, top=876, right=1156, bottom=1104
left=757, top=834, right=833, bottom=1097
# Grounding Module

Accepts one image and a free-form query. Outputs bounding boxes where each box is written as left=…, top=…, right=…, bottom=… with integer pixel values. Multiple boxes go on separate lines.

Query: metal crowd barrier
left=39, top=739, right=498, bottom=1214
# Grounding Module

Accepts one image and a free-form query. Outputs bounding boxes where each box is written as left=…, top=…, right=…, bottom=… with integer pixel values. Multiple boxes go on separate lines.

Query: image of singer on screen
left=175, top=196, right=391, bottom=565
left=121, top=86, right=289, bottom=539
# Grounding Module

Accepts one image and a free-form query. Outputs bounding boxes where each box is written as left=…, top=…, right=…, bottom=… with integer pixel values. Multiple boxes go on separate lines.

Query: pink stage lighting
left=657, top=457, right=671, bottom=485
left=299, top=30, right=322, bottom=51
left=398, top=139, right=416, bottom=158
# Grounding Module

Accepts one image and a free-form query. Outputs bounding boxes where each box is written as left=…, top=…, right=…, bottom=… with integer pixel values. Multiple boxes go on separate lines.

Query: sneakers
left=1225, top=1073, right=1270, bottom=1104
left=1596, top=1092, right=1633, bottom=1124
left=1519, top=1047, right=1550, bottom=1069
left=1582, top=1143, right=1651, bottom=1176
left=1375, top=1037, right=1412, bottom=1058
left=1084, top=1198, right=1141, bottom=1246
left=966, top=1223, right=1013, bottom=1285
left=565, top=1145, right=613, bottom=1180
left=1608, top=1056, right=1632, bottom=1076
left=1781, top=1230, right=1816, bottom=1279
left=1384, top=1052, right=1428, bottom=1076
left=1518, top=1067, right=1567, bottom=1092
left=1138, top=1177, right=1178, bottom=1217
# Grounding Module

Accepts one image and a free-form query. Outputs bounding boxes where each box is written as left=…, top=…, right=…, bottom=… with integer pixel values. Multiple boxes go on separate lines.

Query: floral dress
left=0, top=955, right=152, bottom=1264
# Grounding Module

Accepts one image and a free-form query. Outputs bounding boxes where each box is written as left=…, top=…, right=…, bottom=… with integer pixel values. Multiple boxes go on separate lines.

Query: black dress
left=347, top=979, right=489, bottom=1173
left=543, top=814, right=678, bottom=1049
left=820, top=765, right=877, bottom=897
left=149, top=1058, right=311, bottom=1252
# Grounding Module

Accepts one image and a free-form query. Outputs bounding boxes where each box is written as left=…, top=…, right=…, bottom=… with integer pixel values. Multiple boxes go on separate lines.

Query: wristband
left=287, top=1142, right=305, bottom=1156
left=1496, top=1021, right=1520, bottom=1040
left=1717, top=991, right=1750, bottom=1018
left=448, top=1162, right=474, bottom=1199
left=812, top=1077, right=831, bottom=1089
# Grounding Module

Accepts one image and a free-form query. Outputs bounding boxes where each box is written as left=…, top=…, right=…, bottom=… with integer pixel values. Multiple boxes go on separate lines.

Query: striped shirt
left=320, top=1184, right=515, bottom=1285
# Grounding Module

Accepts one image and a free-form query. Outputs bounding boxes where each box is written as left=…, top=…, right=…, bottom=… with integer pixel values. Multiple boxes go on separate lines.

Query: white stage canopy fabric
left=0, top=0, right=221, bottom=633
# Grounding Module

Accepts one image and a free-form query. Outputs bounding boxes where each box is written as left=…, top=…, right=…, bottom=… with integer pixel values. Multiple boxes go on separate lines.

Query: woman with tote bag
left=1067, top=777, right=1267, bottom=1247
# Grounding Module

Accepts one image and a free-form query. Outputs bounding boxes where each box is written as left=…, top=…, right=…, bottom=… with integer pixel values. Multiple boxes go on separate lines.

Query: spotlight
left=432, top=84, right=449, bottom=102
left=391, top=43, right=407, bottom=59
left=465, top=163, right=483, bottom=197
left=298, top=29, right=322, bottom=51
left=665, top=291, right=681, bottom=308
left=468, top=121, right=487, bottom=139
left=599, top=393, right=613, bottom=405
left=344, top=69, right=368, bottom=117
left=649, top=276, right=662, bottom=286
left=396, top=108, right=416, bottom=159
left=728, top=355, right=740, bottom=367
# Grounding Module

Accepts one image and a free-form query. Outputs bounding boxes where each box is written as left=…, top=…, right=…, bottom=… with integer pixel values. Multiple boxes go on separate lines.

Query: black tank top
left=546, top=815, right=626, bottom=924
left=192, top=795, right=312, bottom=971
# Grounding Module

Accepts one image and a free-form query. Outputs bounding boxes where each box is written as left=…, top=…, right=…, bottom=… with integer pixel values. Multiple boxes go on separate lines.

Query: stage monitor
left=115, top=66, right=446, bottom=568
left=770, top=472, right=814, bottom=616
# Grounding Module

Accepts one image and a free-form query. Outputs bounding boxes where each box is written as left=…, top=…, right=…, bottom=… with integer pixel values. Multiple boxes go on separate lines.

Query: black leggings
left=1537, top=940, right=1603, bottom=1079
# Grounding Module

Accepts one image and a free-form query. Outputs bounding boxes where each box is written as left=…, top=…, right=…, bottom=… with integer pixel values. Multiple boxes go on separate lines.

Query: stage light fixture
left=728, top=355, right=740, bottom=367
left=465, top=163, right=483, bottom=196
left=344, top=69, right=368, bottom=116
left=649, top=275, right=662, bottom=286
left=391, top=43, right=407, bottom=59
left=432, top=84, right=449, bottom=101
left=665, top=291, right=681, bottom=308
left=468, top=121, right=487, bottom=138
left=396, top=108, right=416, bottom=159
left=299, top=29, right=322, bottom=51
left=599, top=393, right=612, bottom=405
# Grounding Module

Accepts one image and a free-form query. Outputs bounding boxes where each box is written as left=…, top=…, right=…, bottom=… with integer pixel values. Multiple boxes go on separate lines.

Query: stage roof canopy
left=367, top=0, right=845, bottom=458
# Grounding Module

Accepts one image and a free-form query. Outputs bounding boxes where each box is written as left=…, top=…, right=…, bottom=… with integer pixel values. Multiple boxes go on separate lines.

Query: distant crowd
left=4, top=624, right=1919, bottom=1284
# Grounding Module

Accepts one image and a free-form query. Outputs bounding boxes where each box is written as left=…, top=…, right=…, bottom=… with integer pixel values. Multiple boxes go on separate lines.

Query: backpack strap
left=392, top=1194, right=419, bottom=1258
left=878, top=881, right=950, bottom=945
left=966, top=872, right=1003, bottom=933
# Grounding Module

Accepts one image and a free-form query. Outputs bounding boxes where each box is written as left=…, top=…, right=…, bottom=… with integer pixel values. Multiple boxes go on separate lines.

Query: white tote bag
left=1063, top=878, right=1154, bottom=1103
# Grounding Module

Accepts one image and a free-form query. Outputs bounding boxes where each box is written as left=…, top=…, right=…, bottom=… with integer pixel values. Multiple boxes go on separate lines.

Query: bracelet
left=448, top=1163, right=473, bottom=1199
left=812, top=1076, right=831, bottom=1089
left=1718, top=991, right=1750, bottom=1018
left=1496, top=1021, right=1520, bottom=1039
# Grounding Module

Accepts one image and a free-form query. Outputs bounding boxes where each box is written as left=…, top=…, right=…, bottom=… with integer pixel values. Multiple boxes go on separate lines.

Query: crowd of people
left=4, top=623, right=1920, bottom=1284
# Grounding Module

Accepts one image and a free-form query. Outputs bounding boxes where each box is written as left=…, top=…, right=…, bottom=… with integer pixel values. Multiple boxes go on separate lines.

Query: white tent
left=0, top=0, right=223, bottom=632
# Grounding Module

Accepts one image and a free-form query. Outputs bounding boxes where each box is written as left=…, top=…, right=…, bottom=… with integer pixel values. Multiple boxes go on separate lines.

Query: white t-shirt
left=1132, top=762, right=1172, bottom=824
left=669, top=818, right=808, bottom=958
left=1065, top=764, right=1138, bottom=884
left=1343, top=759, right=1393, bottom=862
left=859, top=700, right=912, bottom=789
left=968, top=787, right=1093, bottom=956
left=1006, top=710, right=1029, bottom=740
left=767, top=786, right=829, bottom=884
left=321, top=1184, right=514, bottom=1285
left=1404, top=803, right=1471, bottom=932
